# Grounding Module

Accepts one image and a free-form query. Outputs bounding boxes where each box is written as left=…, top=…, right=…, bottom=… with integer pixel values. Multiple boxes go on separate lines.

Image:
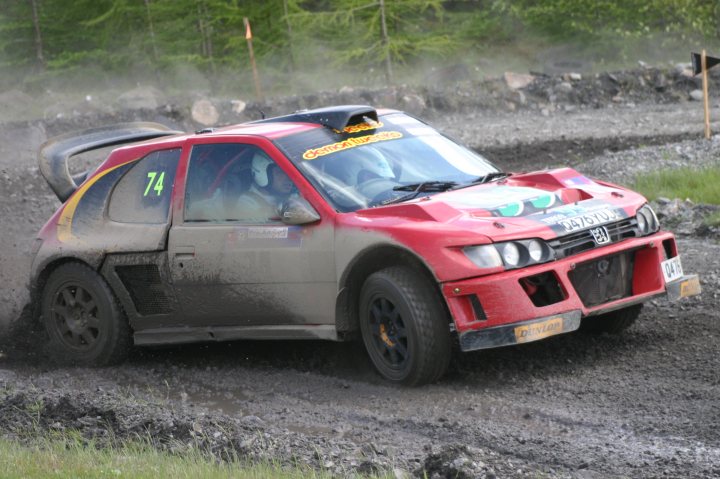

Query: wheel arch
left=335, top=244, right=450, bottom=336
left=30, top=255, right=105, bottom=322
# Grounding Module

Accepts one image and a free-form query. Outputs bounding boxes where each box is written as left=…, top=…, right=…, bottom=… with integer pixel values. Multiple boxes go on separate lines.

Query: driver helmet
left=251, top=152, right=274, bottom=188
left=336, top=147, right=395, bottom=186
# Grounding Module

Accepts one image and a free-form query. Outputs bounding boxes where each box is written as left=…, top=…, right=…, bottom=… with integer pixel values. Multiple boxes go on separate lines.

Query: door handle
left=174, top=246, right=195, bottom=259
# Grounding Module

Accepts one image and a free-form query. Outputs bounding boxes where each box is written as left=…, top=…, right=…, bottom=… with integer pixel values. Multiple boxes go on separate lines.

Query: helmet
left=332, top=147, right=395, bottom=186
left=251, top=152, right=273, bottom=187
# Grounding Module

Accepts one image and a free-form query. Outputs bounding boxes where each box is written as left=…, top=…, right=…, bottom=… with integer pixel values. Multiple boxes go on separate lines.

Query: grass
left=632, top=166, right=720, bottom=204
left=0, top=435, right=383, bottom=479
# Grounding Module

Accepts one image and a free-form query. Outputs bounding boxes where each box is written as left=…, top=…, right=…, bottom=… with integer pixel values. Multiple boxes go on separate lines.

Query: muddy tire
left=41, top=263, right=131, bottom=366
left=581, top=304, right=643, bottom=334
left=359, top=266, right=451, bottom=386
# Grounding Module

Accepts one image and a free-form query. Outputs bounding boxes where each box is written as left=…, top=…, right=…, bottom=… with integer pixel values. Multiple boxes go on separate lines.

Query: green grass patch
left=0, top=436, right=384, bottom=479
left=632, top=166, right=720, bottom=204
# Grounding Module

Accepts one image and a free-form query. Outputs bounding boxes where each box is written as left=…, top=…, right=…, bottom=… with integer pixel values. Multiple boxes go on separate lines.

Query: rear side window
left=108, top=148, right=181, bottom=223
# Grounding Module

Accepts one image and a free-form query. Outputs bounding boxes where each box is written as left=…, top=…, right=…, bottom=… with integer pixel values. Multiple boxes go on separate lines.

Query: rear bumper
left=443, top=232, right=701, bottom=351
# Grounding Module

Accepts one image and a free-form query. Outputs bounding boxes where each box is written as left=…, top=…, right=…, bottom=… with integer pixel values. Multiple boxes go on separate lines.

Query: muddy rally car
left=31, top=105, right=700, bottom=385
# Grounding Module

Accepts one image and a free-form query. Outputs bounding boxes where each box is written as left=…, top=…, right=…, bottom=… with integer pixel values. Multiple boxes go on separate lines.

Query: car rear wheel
left=359, top=266, right=451, bottom=386
left=581, top=304, right=643, bottom=334
left=41, top=263, right=131, bottom=366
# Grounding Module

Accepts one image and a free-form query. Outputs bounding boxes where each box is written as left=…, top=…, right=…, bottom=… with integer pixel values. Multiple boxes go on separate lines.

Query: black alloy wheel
left=367, top=296, right=409, bottom=371
left=359, top=266, right=451, bottom=386
left=41, top=263, right=131, bottom=365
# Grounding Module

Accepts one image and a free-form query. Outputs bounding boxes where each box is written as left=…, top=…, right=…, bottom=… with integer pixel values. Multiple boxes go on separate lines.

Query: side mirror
left=280, top=197, right=321, bottom=225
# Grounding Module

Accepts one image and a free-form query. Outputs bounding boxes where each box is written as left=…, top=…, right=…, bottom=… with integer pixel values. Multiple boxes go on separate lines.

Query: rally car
left=31, top=105, right=700, bottom=385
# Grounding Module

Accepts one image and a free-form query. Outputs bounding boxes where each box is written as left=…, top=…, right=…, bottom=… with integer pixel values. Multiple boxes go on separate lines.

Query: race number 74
left=144, top=171, right=165, bottom=196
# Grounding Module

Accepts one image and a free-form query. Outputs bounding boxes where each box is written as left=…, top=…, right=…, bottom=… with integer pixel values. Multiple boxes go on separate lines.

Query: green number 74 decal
left=144, top=171, right=165, bottom=196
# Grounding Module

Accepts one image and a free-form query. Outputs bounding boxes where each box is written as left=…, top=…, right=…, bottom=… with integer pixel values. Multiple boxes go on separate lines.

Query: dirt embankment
left=0, top=66, right=719, bottom=478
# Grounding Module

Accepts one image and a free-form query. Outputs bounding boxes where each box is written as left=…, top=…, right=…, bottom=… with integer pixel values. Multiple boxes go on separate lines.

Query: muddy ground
left=0, top=68, right=719, bottom=478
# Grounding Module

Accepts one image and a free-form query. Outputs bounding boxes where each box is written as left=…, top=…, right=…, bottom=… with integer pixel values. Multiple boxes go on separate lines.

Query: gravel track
left=0, top=80, right=719, bottom=477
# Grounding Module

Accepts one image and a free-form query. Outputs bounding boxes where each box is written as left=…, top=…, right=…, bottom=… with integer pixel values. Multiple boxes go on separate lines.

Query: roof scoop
left=253, top=105, right=378, bottom=131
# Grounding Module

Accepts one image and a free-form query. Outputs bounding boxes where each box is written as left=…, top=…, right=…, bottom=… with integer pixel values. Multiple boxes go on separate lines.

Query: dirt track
left=0, top=79, right=719, bottom=478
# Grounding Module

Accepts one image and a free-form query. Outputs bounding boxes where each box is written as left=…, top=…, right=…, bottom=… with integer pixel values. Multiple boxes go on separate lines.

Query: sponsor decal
left=589, top=225, right=611, bottom=245
left=333, top=121, right=383, bottom=134
left=563, top=175, right=593, bottom=187
left=680, top=276, right=701, bottom=297
left=514, top=317, right=564, bottom=343
left=248, top=226, right=289, bottom=239
left=302, top=131, right=402, bottom=160
left=554, top=208, right=621, bottom=232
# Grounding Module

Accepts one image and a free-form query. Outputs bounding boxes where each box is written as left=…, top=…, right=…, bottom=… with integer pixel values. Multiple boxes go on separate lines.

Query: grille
left=549, top=218, right=638, bottom=259
left=115, top=265, right=172, bottom=315
left=568, top=251, right=634, bottom=307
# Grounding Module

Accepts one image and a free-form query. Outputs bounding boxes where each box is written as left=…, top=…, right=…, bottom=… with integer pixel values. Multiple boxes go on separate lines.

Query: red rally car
left=31, top=105, right=701, bottom=385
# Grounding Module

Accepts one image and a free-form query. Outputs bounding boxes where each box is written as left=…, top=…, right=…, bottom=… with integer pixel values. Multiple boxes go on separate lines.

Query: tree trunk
left=379, top=0, right=393, bottom=85
left=144, top=0, right=159, bottom=62
left=29, top=0, right=45, bottom=69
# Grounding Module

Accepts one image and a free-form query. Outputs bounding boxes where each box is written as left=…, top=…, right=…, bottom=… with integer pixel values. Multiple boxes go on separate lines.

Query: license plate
left=661, top=256, right=684, bottom=283
left=514, top=317, right=564, bottom=344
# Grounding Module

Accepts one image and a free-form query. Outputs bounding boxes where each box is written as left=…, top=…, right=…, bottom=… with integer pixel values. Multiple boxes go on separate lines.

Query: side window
left=184, top=143, right=298, bottom=224
left=108, top=148, right=180, bottom=224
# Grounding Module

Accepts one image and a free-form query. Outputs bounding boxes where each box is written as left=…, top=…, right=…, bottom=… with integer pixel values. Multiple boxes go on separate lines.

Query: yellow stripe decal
left=57, top=160, right=136, bottom=243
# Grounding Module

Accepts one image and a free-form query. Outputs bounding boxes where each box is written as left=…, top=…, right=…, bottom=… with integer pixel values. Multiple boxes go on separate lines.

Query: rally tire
left=41, top=262, right=132, bottom=366
left=359, top=266, right=451, bottom=386
left=581, top=304, right=643, bottom=334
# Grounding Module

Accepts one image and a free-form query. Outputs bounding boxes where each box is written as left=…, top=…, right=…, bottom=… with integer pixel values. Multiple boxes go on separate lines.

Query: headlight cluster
left=464, top=239, right=555, bottom=270
left=636, top=204, right=659, bottom=235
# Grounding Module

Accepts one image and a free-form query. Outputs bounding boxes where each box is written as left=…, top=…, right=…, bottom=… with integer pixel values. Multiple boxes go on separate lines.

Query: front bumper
left=443, top=232, right=701, bottom=351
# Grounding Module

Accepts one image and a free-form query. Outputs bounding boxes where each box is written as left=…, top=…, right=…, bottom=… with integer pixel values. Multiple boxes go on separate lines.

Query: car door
left=167, top=140, right=337, bottom=328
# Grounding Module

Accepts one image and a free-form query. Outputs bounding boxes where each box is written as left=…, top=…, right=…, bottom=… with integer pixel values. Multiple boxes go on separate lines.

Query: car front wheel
left=359, top=266, right=451, bottom=386
left=41, top=262, right=131, bottom=366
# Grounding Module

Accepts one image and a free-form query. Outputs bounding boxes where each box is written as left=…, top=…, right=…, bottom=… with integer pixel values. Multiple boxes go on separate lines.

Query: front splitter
left=458, top=310, right=582, bottom=352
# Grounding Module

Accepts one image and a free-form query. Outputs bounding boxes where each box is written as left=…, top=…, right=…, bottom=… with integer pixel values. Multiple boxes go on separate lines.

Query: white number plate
left=661, top=256, right=684, bottom=283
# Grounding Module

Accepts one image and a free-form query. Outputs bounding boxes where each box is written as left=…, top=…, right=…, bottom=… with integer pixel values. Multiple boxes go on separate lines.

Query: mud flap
left=458, top=310, right=582, bottom=352
left=666, top=274, right=701, bottom=302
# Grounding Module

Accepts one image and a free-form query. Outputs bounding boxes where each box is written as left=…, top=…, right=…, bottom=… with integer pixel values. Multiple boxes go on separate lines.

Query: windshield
left=274, top=113, right=499, bottom=212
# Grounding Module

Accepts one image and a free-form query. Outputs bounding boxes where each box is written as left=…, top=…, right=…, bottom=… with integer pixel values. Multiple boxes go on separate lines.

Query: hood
left=357, top=168, right=643, bottom=242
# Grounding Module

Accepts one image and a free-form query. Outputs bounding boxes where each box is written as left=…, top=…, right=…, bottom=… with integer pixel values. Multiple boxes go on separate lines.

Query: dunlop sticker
left=514, top=317, right=563, bottom=344
left=302, top=131, right=402, bottom=160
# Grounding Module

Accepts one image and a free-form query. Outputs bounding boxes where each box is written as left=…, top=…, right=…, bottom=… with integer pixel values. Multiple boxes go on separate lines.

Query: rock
left=569, top=72, right=582, bottom=81
left=504, top=72, right=535, bottom=90
left=689, top=90, right=704, bottom=101
left=400, top=94, right=426, bottom=114
left=191, top=99, right=219, bottom=126
left=231, top=99, right=246, bottom=114
left=117, top=86, right=162, bottom=110
left=338, top=86, right=354, bottom=94
left=556, top=82, right=573, bottom=94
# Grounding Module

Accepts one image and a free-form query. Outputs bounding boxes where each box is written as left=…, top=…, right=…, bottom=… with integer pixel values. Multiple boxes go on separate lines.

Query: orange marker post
left=244, top=17, right=263, bottom=102
left=702, top=50, right=711, bottom=139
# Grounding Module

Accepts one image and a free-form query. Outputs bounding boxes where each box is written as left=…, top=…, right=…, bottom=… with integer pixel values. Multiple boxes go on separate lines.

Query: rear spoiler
left=39, top=122, right=183, bottom=202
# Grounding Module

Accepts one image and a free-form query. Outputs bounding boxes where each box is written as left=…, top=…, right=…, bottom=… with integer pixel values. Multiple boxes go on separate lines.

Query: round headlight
left=636, top=211, right=647, bottom=233
left=501, top=242, right=520, bottom=266
left=527, top=240, right=544, bottom=262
